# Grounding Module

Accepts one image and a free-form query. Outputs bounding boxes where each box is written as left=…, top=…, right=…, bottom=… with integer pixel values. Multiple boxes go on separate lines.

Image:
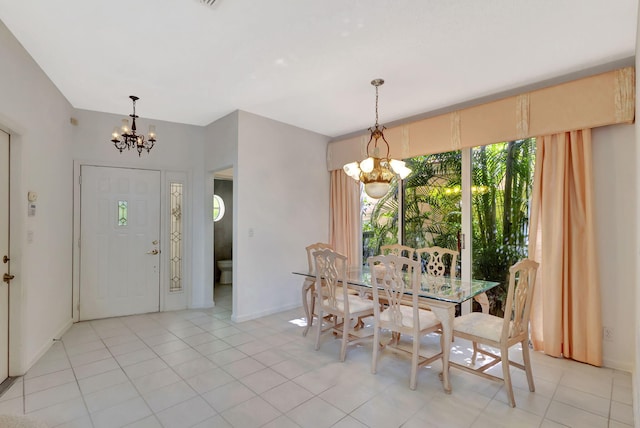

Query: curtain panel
left=528, top=129, right=602, bottom=366
left=329, top=170, right=361, bottom=267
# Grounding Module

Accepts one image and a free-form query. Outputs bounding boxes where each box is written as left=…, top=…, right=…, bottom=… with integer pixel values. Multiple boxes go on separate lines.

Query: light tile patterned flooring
left=0, top=284, right=634, bottom=427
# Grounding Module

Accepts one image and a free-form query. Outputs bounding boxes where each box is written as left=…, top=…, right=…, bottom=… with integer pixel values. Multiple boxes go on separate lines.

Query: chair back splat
left=300, top=242, right=333, bottom=337
left=416, top=246, right=458, bottom=277
left=368, top=254, right=444, bottom=390
left=451, top=258, right=539, bottom=407
left=313, top=248, right=374, bottom=362
left=380, top=244, right=416, bottom=260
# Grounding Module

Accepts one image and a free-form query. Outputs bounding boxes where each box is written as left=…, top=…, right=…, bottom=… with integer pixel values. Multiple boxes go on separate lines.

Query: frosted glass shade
left=364, top=182, right=390, bottom=199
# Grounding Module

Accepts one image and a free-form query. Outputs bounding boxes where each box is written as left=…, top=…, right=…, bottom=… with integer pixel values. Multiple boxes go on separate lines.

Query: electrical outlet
left=603, top=327, right=614, bottom=342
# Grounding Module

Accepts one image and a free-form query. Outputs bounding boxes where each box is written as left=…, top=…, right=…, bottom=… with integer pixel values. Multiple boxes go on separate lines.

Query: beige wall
left=234, top=111, right=330, bottom=321
left=0, top=19, right=75, bottom=373
left=592, top=124, right=636, bottom=370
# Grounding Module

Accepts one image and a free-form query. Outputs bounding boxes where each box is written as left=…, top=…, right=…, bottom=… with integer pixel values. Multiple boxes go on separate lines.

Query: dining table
left=293, top=266, right=500, bottom=393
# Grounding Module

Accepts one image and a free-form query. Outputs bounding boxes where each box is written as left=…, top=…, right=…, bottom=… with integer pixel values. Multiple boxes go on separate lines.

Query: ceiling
left=0, top=0, right=637, bottom=138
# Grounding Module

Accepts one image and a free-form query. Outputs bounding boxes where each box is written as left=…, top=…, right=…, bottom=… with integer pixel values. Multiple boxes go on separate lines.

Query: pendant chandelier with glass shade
left=343, top=79, right=411, bottom=199
left=110, top=95, right=157, bottom=156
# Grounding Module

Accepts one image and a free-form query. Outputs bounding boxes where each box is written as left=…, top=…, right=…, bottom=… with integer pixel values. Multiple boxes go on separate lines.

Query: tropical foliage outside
left=362, top=138, right=536, bottom=315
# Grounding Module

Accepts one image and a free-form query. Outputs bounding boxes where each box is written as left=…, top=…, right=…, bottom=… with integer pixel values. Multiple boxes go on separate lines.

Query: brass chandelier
left=110, top=95, right=156, bottom=156
left=343, top=79, right=411, bottom=199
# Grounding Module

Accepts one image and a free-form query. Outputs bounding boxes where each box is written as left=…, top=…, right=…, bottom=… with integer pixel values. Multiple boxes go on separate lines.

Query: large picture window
left=362, top=138, right=536, bottom=314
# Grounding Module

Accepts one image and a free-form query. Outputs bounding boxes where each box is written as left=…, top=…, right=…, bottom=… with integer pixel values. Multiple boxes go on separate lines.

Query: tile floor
left=0, top=283, right=634, bottom=428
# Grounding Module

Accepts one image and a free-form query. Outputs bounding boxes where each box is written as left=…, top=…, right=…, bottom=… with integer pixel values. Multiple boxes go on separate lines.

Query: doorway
left=79, top=165, right=161, bottom=320
left=213, top=168, right=233, bottom=313
left=0, top=130, right=9, bottom=384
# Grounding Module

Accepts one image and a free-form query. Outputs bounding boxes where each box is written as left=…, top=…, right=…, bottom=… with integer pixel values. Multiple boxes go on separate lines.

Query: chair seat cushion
left=380, top=305, right=440, bottom=330
left=322, top=294, right=374, bottom=314
left=453, top=312, right=504, bottom=342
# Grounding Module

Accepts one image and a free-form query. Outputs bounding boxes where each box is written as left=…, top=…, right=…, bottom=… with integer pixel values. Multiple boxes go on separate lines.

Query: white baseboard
left=189, top=302, right=215, bottom=309
left=602, top=357, right=633, bottom=373
left=23, top=318, right=73, bottom=375
left=232, top=301, right=300, bottom=323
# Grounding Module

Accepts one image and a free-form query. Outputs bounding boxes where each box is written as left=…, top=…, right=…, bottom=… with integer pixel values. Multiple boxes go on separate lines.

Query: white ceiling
left=0, top=0, right=637, bottom=138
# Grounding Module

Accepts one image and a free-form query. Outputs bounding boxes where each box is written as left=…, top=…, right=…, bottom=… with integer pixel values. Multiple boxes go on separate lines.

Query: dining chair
left=313, top=248, right=375, bottom=361
left=301, top=242, right=333, bottom=336
left=416, top=246, right=458, bottom=277
left=451, top=258, right=539, bottom=407
left=368, top=254, right=444, bottom=390
left=380, top=243, right=416, bottom=259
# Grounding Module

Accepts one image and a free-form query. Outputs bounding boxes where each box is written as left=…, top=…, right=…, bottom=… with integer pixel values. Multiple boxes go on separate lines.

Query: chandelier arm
left=365, top=132, right=376, bottom=158
left=379, top=129, right=391, bottom=159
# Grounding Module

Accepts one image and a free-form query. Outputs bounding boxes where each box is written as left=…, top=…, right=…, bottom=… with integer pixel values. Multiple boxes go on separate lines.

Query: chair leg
left=501, top=346, right=515, bottom=407
left=471, top=341, right=478, bottom=365
left=521, top=340, right=535, bottom=392
left=371, top=326, right=380, bottom=374
left=410, top=333, right=419, bottom=390
left=302, top=285, right=314, bottom=337
left=314, top=307, right=323, bottom=351
left=340, top=316, right=350, bottom=362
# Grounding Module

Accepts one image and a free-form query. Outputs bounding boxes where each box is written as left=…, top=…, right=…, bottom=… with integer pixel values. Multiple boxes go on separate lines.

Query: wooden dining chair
left=380, top=244, right=416, bottom=260
left=313, top=248, right=375, bottom=361
left=301, top=242, right=332, bottom=336
left=368, top=254, right=444, bottom=390
left=416, top=246, right=458, bottom=277
left=451, top=258, right=539, bottom=407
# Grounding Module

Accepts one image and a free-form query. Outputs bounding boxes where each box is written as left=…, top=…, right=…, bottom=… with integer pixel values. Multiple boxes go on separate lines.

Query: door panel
left=80, top=166, right=160, bottom=320
left=0, top=130, right=9, bottom=382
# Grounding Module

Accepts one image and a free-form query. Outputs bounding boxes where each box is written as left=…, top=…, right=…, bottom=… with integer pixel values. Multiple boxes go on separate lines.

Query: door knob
left=3, top=273, right=14, bottom=283
left=146, top=249, right=159, bottom=255
left=2, top=255, right=8, bottom=264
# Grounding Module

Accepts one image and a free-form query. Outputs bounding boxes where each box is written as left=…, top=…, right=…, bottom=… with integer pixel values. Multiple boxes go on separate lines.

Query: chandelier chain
left=375, top=85, right=379, bottom=127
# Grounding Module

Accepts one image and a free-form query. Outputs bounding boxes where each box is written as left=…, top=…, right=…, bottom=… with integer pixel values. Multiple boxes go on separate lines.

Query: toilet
left=218, top=259, right=232, bottom=284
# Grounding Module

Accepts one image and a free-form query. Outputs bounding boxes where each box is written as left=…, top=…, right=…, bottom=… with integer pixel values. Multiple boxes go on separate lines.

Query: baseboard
left=23, top=318, right=73, bottom=375
left=602, top=357, right=633, bottom=373
left=232, top=301, right=300, bottom=323
left=189, top=302, right=215, bottom=310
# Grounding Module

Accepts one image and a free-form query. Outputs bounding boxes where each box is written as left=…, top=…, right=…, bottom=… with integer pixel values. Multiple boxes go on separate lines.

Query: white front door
left=80, top=166, right=160, bottom=320
left=0, top=130, right=9, bottom=382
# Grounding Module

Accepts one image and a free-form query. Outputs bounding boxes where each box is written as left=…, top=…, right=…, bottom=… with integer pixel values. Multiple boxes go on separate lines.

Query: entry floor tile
left=0, top=288, right=633, bottom=428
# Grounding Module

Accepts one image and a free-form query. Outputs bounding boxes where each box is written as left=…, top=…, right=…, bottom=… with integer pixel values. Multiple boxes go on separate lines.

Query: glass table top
left=293, top=266, right=500, bottom=304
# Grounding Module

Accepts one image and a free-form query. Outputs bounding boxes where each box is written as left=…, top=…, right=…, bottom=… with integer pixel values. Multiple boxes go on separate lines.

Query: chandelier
left=110, top=95, right=156, bottom=156
left=343, top=79, right=411, bottom=199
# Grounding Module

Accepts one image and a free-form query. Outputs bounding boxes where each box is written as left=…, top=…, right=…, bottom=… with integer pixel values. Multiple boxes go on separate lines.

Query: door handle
left=146, top=249, right=159, bottom=255
left=3, top=273, right=14, bottom=283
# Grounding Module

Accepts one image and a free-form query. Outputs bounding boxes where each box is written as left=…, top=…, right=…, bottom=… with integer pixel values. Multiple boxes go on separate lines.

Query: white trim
left=24, top=318, right=72, bottom=376
left=460, top=148, right=473, bottom=315
left=232, top=301, right=301, bottom=323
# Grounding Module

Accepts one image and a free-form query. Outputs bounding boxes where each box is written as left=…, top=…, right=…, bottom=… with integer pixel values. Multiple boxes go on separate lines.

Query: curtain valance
left=327, top=67, right=635, bottom=171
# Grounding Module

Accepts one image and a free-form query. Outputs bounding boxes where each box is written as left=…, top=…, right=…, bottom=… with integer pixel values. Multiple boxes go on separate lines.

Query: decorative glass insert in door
left=118, top=201, right=128, bottom=226
left=170, top=183, right=183, bottom=292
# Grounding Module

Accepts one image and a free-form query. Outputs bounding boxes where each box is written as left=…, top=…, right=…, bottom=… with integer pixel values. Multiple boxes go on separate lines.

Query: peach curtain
left=528, top=129, right=602, bottom=366
left=329, top=170, right=361, bottom=266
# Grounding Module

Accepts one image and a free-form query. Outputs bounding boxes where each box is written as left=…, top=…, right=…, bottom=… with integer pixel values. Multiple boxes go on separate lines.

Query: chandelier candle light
left=110, top=95, right=156, bottom=156
left=343, top=79, right=411, bottom=198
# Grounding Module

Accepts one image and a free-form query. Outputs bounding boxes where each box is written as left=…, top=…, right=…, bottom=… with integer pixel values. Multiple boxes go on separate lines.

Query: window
left=471, top=139, right=535, bottom=315
left=170, top=183, right=183, bottom=293
left=118, top=200, right=128, bottom=226
left=362, top=138, right=536, bottom=314
left=213, top=194, right=225, bottom=222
